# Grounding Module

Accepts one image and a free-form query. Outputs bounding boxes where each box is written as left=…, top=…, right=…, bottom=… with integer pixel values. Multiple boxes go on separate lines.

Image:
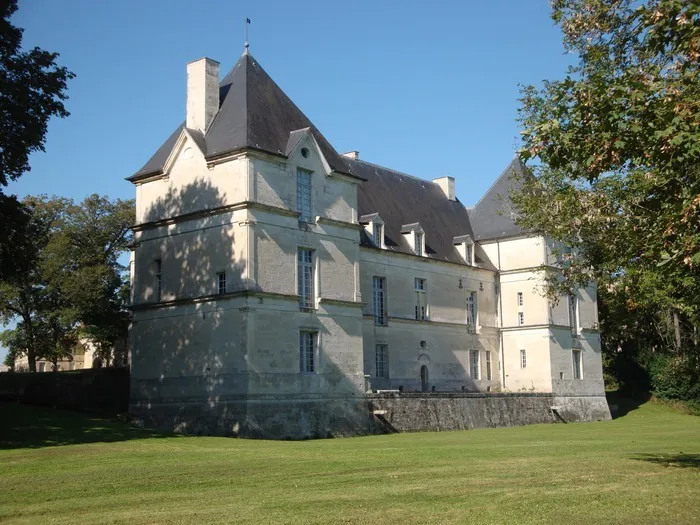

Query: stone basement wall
left=131, top=392, right=611, bottom=439
left=367, top=392, right=611, bottom=433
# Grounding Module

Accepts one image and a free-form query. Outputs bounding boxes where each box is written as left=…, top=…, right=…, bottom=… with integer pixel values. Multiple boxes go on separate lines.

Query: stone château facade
left=127, top=49, right=610, bottom=438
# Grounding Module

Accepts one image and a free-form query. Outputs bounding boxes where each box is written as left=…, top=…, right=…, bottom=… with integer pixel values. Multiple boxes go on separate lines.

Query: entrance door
left=420, top=365, right=429, bottom=392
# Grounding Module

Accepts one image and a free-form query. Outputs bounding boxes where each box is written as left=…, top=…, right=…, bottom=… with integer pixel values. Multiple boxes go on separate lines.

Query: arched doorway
left=420, top=365, right=429, bottom=392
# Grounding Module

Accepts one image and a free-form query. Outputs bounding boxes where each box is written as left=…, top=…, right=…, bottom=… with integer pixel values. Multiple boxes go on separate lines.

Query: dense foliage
left=514, top=0, right=699, bottom=401
left=0, top=0, right=74, bottom=280
left=0, top=195, right=134, bottom=371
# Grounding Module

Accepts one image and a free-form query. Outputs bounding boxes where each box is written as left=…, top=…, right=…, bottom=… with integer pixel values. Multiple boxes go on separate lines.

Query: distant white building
left=127, top=49, right=609, bottom=438
left=12, top=339, right=126, bottom=372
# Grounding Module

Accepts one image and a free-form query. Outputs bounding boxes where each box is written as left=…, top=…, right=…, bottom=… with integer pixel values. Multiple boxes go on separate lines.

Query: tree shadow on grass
left=606, top=390, right=651, bottom=419
left=0, top=403, right=173, bottom=450
left=631, top=453, right=700, bottom=470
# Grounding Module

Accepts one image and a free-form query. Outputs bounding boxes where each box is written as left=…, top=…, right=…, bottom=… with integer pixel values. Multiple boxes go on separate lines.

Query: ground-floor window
left=485, top=351, right=492, bottom=380
left=572, top=349, right=582, bottom=379
left=375, top=344, right=388, bottom=378
left=299, top=331, right=316, bottom=373
left=469, top=350, right=480, bottom=380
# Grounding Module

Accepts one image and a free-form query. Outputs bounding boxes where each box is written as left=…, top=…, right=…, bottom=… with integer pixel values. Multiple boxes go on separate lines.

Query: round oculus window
left=301, top=147, right=310, bottom=158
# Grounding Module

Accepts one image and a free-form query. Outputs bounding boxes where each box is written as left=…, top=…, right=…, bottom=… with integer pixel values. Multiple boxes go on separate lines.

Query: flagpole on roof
left=244, top=17, right=250, bottom=54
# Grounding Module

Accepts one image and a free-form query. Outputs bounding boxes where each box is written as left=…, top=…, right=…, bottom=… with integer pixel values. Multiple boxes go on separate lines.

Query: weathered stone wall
left=130, top=395, right=382, bottom=439
left=130, top=392, right=611, bottom=439
left=367, top=392, right=611, bottom=433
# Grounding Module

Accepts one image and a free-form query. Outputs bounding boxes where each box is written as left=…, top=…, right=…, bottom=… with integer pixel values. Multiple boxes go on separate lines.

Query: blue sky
left=2, top=0, right=572, bottom=360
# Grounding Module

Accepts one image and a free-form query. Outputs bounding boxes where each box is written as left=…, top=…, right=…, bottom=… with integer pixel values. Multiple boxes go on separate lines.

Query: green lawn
left=0, top=399, right=698, bottom=525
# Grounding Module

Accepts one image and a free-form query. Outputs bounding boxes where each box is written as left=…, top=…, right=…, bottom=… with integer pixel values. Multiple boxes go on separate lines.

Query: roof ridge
left=347, top=158, right=435, bottom=185
left=473, top=157, right=520, bottom=208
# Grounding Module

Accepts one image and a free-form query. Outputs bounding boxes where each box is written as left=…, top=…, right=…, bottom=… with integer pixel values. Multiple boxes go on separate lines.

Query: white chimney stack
left=186, top=57, right=220, bottom=133
left=433, top=176, right=455, bottom=201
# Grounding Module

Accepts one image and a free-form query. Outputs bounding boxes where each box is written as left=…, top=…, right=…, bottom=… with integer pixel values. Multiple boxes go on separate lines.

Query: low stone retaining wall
left=131, top=391, right=611, bottom=439
left=367, top=392, right=611, bottom=433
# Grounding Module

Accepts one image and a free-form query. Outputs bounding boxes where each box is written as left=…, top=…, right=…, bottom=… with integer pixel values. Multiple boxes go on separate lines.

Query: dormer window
left=401, top=223, right=425, bottom=256
left=296, top=168, right=313, bottom=222
left=453, top=235, right=475, bottom=265
left=360, top=213, right=385, bottom=249
left=373, top=222, right=383, bottom=247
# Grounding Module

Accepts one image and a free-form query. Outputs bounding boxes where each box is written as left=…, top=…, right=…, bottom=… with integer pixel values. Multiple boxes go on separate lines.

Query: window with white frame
left=466, top=291, right=477, bottom=330
left=375, top=344, right=388, bottom=378
left=414, top=278, right=427, bottom=320
left=154, top=259, right=162, bottom=302
left=572, top=349, right=582, bottom=379
left=216, top=272, right=226, bottom=294
left=373, top=222, right=383, bottom=247
left=415, top=232, right=423, bottom=256
left=372, top=276, right=387, bottom=325
left=469, top=350, right=480, bottom=380
left=486, top=351, right=492, bottom=380
left=465, top=242, right=473, bottom=265
left=518, top=311, right=525, bottom=326
left=517, top=292, right=523, bottom=307
left=296, top=168, right=313, bottom=222
left=520, top=349, right=527, bottom=369
left=299, top=331, right=315, bottom=373
left=297, top=248, right=314, bottom=309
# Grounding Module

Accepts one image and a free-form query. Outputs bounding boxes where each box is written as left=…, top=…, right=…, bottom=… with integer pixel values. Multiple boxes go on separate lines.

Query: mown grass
left=0, top=399, right=698, bottom=525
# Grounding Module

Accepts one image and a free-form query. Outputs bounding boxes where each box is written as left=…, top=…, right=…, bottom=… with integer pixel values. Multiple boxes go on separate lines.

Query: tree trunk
left=673, top=310, right=682, bottom=354
left=22, top=313, right=37, bottom=373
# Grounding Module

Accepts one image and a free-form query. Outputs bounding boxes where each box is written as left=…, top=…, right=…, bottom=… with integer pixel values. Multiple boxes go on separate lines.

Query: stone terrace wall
left=367, top=392, right=611, bottom=433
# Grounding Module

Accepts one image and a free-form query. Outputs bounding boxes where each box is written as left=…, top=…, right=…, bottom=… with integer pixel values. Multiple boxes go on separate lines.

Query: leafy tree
left=43, top=195, right=134, bottom=363
left=0, top=195, right=134, bottom=372
left=513, top=0, right=699, bottom=398
left=0, top=0, right=74, bottom=279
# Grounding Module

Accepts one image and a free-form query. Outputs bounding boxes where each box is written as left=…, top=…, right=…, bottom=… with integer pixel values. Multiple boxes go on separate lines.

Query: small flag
left=246, top=18, right=251, bottom=24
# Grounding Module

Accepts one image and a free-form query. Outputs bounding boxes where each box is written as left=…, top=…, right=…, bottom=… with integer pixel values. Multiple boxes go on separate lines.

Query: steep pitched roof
left=130, top=52, right=354, bottom=180
left=468, top=157, right=529, bottom=241
left=348, top=159, right=474, bottom=264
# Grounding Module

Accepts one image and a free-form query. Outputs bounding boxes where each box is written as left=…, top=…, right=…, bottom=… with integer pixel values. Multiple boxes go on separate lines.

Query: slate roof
left=468, top=157, right=529, bottom=241
left=130, top=52, right=354, bottom=181
left=348, top=158, right=475, bottom=265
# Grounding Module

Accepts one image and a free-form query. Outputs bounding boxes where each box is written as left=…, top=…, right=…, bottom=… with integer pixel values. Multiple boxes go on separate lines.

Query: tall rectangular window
left=299, top=331, right=315, bottom=373
left=296, top=168, right=312, bottom=222
left=518, top=311, right=525, bottom=326
left=520, top=349, right=527, bottom=369
left=466, top=291, right=477, bottom=330
left=517, top=292, right=523, bottom=307
left=217, top=272, right=226, bottom=295
left=469, top=350, right=480, bottom=380
left=569, top=292, right=579, bottom=332
left=154, top=259, right=162, bottom=302
left=373, top=222, right=383, bottom=247
left=415, top=232, right=423, bottom=256
left=414, top=278, right=427, bottom=320
left=465, top=243, right=473, bottom=265
left=297, top=248, right=314, bottom=309
left=375, top=344, right=388, bottom=378
left=486, top=351, right=492, bottom=380
left=572, top=350, right=582, bottom=379
left=372, top=276, right=387, bottom=325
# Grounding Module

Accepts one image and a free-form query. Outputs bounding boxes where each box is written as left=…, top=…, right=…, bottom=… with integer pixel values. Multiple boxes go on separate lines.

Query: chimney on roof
left=186, top=57, right=220, bottom=134
left=342, top=151, right=360, bottom=160
left=433, top=176, right=455, bottom=201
